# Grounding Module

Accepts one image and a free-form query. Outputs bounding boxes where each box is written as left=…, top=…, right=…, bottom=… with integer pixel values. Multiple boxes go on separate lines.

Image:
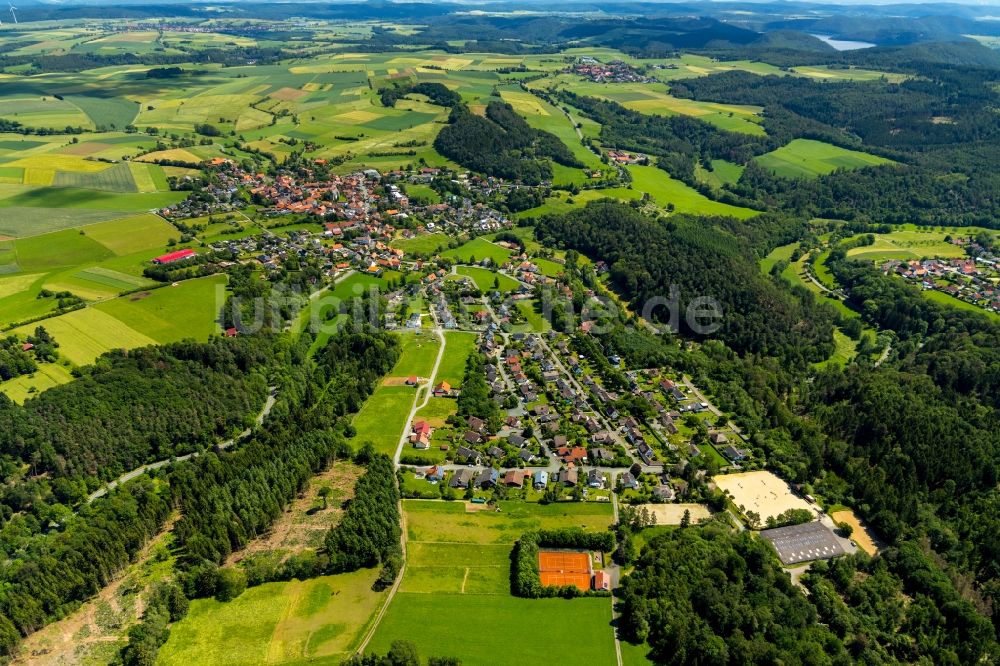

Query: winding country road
left=86, top=386, right=277, bottom=504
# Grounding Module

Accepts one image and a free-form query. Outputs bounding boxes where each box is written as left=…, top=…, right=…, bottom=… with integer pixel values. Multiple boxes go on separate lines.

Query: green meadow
left=370, top=500, right=617, bottom=664
left=628, top=164, right=758, bottom=219
left=754, top=139, right=893, bottom=179
left=159, top=569, right=388, bottom=666
left=441, top=237, right=514, bottom=265
left=454, top=265, right=521, bottom=293
left=435, top=331, right=479, bottom=388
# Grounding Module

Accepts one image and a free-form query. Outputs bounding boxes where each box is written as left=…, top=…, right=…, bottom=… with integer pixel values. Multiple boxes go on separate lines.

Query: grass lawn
left=370, top=594, right=617, bottom=664
left=402, top=542, right=512, bottom=595
left=759, top=242, right=797, bottom=274
left=372, top=498, right=617, bottom=664
left=815, top=329, right=859, bottom=369
left=14, top=229, right=113, bottom=272
left=436, top=331, right=478, bottom=388
left=846, top=230, right=967, bottom=263
left=923, top=288, right=1000, bottom=320
left=390, top=232, right=450, bottom=255
left=440, top=237, right=513, bottom=265
left=513, top=299, right=551, bottom=333
left=532, top=257, right=564, bottom=278
left=414, top=396, right=458, bottom=427
left=159, top=569, right=387, bottom=666
left=81, top=213, right=180, bottom=255
left=627, top=165, right=757, bottom=219
left=754, top=139, right=892, bottom=179
left=392, top=331, right=442, bottom=378
left=403, top=499, right=614, bottom=545
left=349, top=384, right=416, bottom=456
left=620, top=640, right=656, bottom=666
left=454, top=265, right=521, bottom=293
left=93, top=275, right=226, bottom=344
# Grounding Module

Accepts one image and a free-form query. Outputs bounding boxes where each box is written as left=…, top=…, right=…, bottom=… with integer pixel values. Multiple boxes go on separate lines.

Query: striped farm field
left=74, top=266, right=149, bottom=290
left=11, top=307, right=156, bottom=366
left=52, top=163, right=138, bottom=193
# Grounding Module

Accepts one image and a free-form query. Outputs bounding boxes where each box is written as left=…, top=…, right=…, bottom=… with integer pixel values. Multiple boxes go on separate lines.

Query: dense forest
left=533, top=201, right=837, bottom=366
left=0, top=338, right=270, bottom=483
left=434, top=101, right=582, bottom=185
left=620, top=523, right=995, bottom=664
left=0, top=326, right=401, bottom=658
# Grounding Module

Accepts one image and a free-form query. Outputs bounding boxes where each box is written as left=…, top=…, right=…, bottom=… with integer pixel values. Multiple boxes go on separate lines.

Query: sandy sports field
left=715, top=470, right=816, bottom=523
left=831, top=509, right=879, bottom=555
left=633, top=503, right=712, bottom=525
left=538, top=550, right=591, bottom=590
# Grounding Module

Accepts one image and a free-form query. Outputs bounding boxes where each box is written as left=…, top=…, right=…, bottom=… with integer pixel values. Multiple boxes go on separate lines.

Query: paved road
left=86, top=387, right=277, bottom=503
left=393, top=316, right=447, bottom=466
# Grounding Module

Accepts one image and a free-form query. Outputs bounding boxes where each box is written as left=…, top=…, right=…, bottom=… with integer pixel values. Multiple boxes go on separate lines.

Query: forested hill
left=0, top=339, right=270, bottom=482
left=534, top=201, right=837, bottom=367
left=434, top=101, right=583, bottom=185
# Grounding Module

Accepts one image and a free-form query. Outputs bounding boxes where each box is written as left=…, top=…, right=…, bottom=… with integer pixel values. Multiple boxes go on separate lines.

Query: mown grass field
left=628, top=164, right=758, bottom=219
left=435, top=331, right=478, bottom=388
left=370, top=500, right=617, bottom=664
left=370, top=594, right=617, bottom=664
left=390, top=232, right=450, bottom=255
left=846, top=229, right=967, bottom=262
left=81, top=213, right=180, bottom=255
left=349, top=385, right=416, bottom=456
left=440, top=237, right=513, bottom=265
left=454, top=265, right=521, bottom=293
left=403, top=499, right=614, bottom=544
left=159, top=569, right=388, bottom=666
left=348, top=331, right=441, bottom=455
left=754, top=139, right=893, bottom=179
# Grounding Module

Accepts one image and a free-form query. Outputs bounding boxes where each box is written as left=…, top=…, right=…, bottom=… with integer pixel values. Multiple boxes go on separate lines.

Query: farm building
left=761, top=521, right=846, bottom=565
left=152, top=248, right=197, bottom=264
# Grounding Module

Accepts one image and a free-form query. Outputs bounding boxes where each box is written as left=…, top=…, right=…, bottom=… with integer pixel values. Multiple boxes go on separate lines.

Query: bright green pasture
left=158, top=570, right=387, bottom=666
left=923, top=289, right=1000, bottom=320
left=0, top=363, right=75, bottom=404
left=454, top=265, right=521, bottom=293
left=435, top=331, right=478, bottom=388
left=627, top=164, right=757, bottom=219
left=846, top=230, right=967, bottom=262
left=754, top=139, right=892, bottom=179
left=11, top=307, right=156, bottom=366
left=349, top=384, right=415, bottom=456
left=81, top=213, right=180, bottom=255
left=390, top=232, right=450, bottom=255
left=93, top=275, right=226, bottom=344
left=440, top=237, right=513, bottom=265
left=403, top=499, right=614, bottom=545
left=392, top=331, right=442, bottom=378
left=370, top=593, right=616, bottom=665
left=514, top=299, right=552, bottom=333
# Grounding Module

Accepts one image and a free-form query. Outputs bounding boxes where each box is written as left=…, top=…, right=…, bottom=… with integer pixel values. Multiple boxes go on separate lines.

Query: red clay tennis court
left=538, top=550, right=592, bottom=590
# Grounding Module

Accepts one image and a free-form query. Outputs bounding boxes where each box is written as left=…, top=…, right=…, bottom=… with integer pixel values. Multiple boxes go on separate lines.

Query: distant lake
left=812, top=34, right=876, bottom=51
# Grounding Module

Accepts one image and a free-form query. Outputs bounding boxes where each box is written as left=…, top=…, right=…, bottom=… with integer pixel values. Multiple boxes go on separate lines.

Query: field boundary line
left=356, top=498, right=407, bottom=655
